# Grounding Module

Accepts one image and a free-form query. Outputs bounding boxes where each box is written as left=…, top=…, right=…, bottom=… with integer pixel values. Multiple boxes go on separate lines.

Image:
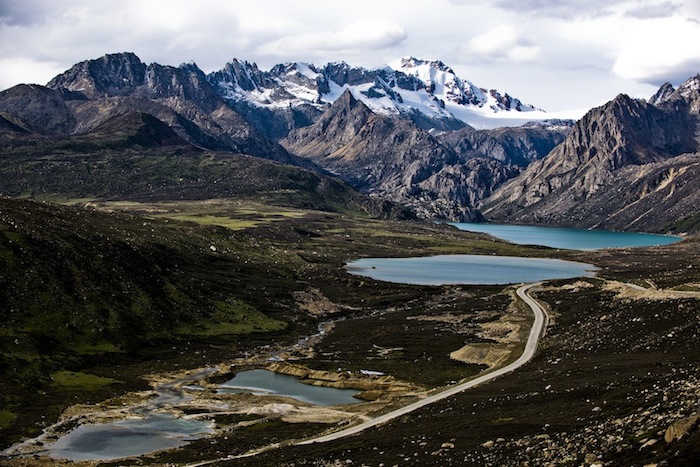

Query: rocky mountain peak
left=395, top=57, right=454, bottom=74
left=649, top=75, right=700, bottom=114
left=677, top=74, right=700, bottom=94
left=674, top=74, right=700, bottom=113
left=47, top=52, right=147, bottom=98
left=483, top=77, right=700, bottom=230
left=649, top=82, right=675, bottom=105
left=45, top=52, right=218, bottom=105
left=208, top=59, right=270, bottom=93
left=206, top=56, right=545, bottom=135
left=179, top=61, right=205, bottom=77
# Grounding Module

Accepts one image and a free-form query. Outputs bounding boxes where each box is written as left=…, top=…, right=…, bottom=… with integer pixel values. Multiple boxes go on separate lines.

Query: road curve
left=298, top=282, right=547, bottom=445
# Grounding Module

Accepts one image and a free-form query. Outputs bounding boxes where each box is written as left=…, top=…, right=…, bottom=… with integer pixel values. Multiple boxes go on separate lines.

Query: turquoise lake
left=451, top=223, right=681, bottom=250
left=346, top=255, right=597, bottom=285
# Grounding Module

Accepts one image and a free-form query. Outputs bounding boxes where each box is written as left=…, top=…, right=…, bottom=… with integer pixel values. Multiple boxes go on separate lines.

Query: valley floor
left=1, top=200, right=699, bottom=466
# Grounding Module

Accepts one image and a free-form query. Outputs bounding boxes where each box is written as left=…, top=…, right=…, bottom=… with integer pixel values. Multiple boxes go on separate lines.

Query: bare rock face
left=483, top=75, right=700, bottom=232
left=47, top=52, right=147, bottom=99
left=0, top=84, right=77, bottom=134
left=438, top=120, right=572, bottom=167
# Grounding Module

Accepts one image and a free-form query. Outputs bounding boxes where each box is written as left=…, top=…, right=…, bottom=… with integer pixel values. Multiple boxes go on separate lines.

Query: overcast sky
left=1, top=0, right=699, bottom=112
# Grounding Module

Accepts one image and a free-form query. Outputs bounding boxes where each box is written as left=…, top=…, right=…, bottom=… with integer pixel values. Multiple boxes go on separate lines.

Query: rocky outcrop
left=438, top=120, right=572, bottom=167
left=265, top=361, right=421, bottom=400
left=664, top=412, right=699, bottom=443
left=0, top=84, right=77, bottom=134
left=483, top=75, right=700, bottom=232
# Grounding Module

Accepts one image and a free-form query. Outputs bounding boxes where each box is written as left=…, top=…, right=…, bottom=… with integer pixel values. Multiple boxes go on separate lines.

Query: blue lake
left=219, top=369, right=360, bottom=406
left=346, top=255, right=597, bottom=285
left=452, top=223, right=681, bottom=251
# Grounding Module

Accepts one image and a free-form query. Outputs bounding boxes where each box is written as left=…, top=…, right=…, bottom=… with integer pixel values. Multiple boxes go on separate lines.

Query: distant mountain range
left=208, top=56, right=550, bottom=139
left=0, top=52, right=568, bottom=221
left=1, top=52, right=699, bottom=232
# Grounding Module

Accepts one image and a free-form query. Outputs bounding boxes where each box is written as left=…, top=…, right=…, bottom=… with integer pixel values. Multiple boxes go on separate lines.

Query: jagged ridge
left=207, top=56, right=544, bottom=139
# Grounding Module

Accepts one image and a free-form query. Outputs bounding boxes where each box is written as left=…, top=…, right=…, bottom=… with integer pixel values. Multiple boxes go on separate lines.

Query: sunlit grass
left=81, top=199, right=311, bottom=231
left=51, top=371, right=121, bottom=390
left=156, top=214, right=262, bottom=230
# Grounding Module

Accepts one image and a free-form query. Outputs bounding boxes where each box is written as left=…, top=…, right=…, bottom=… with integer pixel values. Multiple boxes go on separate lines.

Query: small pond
left=346, top=254, right=597, bottom=285
left=219, top=369, right=360, bottom=406
left=49, top=412, right=212, bottom=461
left=452, top=223, right=681, bottom=251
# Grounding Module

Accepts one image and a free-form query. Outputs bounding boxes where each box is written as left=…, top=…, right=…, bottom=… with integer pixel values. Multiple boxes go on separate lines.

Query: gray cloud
left=1, top=0, right=697, bottom=112
left=477, top=0, right=621, bottom=18
left=0, top=0, right=72, bottom=26
left=624, top=1, right=682, bottom=19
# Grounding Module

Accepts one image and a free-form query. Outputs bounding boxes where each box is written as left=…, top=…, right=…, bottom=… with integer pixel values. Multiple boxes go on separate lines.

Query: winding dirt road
left=298, top=282, right=547, bottom=445
left=185, top=282, right=547, bottom=465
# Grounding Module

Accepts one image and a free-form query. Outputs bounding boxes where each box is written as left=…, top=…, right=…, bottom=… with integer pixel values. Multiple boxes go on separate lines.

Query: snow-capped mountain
left=207, top=56, right=559, bottom=136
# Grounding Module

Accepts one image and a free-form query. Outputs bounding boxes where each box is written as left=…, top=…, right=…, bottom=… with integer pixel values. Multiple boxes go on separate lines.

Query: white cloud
left=461, top=25, right=540, bottom=62
left=0, top=0, right=698, bottom=112
left=612, top=17, right=700, bottom=84
left=255, top=20, right=407, bottom=58
left=0, top=57, right=64, bottom=89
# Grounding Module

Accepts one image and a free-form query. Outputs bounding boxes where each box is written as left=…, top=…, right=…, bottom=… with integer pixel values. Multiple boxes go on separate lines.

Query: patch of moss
left=154, top=214, right=262, bottom=231
left=51, top=371, right=121, bottom=389
left=71, top=341, right=123, bottom=355
left=171, top=300, right=287, bottom=338
left=0, top=411, right=16, bottom=430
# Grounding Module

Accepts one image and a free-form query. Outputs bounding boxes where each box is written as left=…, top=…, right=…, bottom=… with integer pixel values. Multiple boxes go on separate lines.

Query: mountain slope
left=438, top=120, right=572, bottom=167
left=483, top=75, right=700, bottom=232
left=80, top=111, right=189, bottom=147
left=283, top=90, right=532, bottom=220
left=0, top=111, right=407, bottom=218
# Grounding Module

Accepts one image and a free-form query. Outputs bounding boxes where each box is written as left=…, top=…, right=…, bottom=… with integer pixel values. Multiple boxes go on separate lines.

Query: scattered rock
left=640, top=438, right=658, bottom=449
left=664, top=413, right=699, bottom=443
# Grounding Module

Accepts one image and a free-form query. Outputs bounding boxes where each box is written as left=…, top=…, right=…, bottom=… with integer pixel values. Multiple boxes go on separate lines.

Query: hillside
left=0, top=110, right=405, bottom=218
left=0, top=197, right=295, bottom=446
